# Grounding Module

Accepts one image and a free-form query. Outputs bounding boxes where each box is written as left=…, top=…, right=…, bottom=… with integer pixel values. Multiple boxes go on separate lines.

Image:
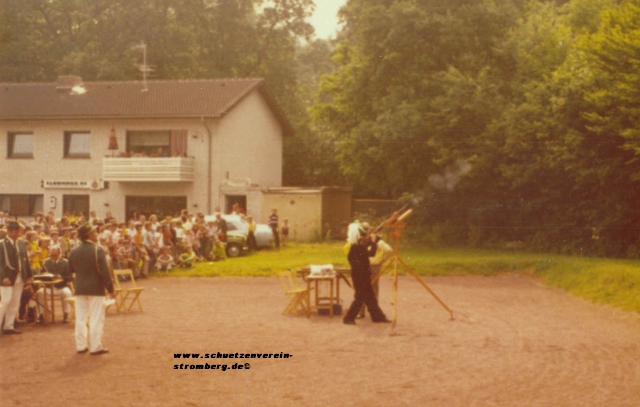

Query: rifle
left=373, top=204, right=411, bottom=234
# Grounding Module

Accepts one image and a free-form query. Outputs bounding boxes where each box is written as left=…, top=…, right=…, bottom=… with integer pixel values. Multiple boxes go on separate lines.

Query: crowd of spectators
left=0, top=205, right=262, bottom=324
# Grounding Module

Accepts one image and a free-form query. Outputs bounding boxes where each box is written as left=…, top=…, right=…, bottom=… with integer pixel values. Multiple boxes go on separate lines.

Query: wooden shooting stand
left=371, top=209, right=454, bottom=329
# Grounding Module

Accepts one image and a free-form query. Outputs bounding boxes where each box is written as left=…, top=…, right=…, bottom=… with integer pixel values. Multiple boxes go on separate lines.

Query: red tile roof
left=0, top=78, right=293, bottom=135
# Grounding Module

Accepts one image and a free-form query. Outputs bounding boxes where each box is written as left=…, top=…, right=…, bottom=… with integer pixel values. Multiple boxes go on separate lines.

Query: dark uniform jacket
left=68, top=241, right=114, bottom=296
left=42, top=258, right=73, bottom=289
left=348, top=241, right=378, bottom=275
left=0, top=238, right=33, bottom=285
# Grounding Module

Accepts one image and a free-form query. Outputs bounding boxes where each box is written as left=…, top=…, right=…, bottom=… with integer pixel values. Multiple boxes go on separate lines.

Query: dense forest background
left=2, top=0, right=640, bottom=256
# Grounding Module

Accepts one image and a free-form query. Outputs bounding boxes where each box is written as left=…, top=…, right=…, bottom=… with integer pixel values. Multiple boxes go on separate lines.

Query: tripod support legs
left=370, top=251, right=454, bottom=328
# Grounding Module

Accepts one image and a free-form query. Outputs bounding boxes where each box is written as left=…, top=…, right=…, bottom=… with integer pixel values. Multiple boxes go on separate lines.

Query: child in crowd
left=281, top=219, right=290, bottom=247
left=26, top=231, right=42, bottom=271
left=177, top=244, right=196, bottom=268
left=133, top=222, right=150, bottom=261
left=191, top=224, right=203, bottom=261
left=37, top=236, right=51, bottom=271
left=156, top=246, right=174, bottom=272
left=211, top=238, right=227, bottom=261
left=60, top=227, right=71, bottom=258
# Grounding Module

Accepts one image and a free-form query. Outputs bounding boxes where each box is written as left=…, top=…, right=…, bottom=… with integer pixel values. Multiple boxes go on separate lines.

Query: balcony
left=103, top=157, right=195, bottom=182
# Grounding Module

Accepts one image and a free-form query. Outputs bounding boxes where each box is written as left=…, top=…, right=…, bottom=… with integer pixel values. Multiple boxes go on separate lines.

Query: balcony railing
left=103, top=157, right=195, bottom=182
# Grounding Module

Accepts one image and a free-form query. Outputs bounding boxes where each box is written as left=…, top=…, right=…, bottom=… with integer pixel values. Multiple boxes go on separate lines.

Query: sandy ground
left=1, top=274, right=639, bottom=407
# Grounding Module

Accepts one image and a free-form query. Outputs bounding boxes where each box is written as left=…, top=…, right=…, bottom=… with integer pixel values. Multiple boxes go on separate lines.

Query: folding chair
left=278, top=270, right=310, bottom=316
left=112, top=269, right=145, bottom=312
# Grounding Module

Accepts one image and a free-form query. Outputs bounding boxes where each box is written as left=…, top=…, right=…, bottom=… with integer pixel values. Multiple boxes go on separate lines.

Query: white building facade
left=0, top=77, right=292, bottom=222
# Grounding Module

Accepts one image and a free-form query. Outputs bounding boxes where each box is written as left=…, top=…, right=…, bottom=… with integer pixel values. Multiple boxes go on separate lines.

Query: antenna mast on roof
left=131, top=41, right=154, bottom=92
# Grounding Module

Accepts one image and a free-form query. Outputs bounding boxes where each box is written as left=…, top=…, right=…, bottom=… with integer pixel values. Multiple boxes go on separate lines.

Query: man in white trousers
left=68, top=224, right=116, bottom=355
left=0, top=221, right=34, bottom=335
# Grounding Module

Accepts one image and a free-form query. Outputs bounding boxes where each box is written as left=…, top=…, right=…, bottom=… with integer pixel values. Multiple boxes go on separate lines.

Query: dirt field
left=1, top=274, right=639, bottom=407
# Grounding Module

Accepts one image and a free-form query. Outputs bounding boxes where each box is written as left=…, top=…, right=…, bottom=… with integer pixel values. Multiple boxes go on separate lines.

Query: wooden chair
left=278, top=270, right=310, bottom=316
left=112, top=269, right=145, bottom=312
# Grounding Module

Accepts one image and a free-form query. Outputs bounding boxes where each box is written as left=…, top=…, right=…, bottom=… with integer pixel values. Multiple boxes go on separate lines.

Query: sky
left=309, top=0, right=347, bottom=39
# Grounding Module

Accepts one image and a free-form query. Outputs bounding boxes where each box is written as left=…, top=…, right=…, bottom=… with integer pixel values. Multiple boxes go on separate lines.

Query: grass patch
left=152, top=242, right=640, bottom=313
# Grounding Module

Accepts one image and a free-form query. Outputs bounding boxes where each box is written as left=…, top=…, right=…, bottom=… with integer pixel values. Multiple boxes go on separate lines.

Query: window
left=7, top=133, right=34, bottom=158
left=63, top=195, right=90, bottom=216
left=127, top=131, right=171, bottom=156
left=64, top=132, right=91, bottom=157
left=127, top=130, right=187, bottom=157
left=0, top=194, right=43, bottom=217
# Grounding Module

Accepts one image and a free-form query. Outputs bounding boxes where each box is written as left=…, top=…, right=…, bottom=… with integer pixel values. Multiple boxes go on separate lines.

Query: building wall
left=261, top=192, right=323, bottom=241
left=216, top=89, right=283, bottom=188
left=321, top=188, right=353, bottom=239
left=0, top=89, right=284, bottom=221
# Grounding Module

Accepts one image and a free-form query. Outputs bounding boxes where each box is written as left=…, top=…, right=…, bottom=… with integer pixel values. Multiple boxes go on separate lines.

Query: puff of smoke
left=428, top=159, right=472, bottom=191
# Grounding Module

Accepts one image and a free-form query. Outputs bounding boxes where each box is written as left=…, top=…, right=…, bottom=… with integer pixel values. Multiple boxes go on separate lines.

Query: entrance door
left=63, top=195, right=90, bottom=217
left=225, top=195, right=247, bottom=214
left=125, top=196, right=187, bottom=220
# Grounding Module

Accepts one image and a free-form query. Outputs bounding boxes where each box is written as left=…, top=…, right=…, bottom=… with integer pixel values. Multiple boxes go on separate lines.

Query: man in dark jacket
left=216, top=213, right=227, bottom=242
left=0, top=221, right=33, bottom=335
left=68, top=224, right=116, bottom=355
left=343, top=226, right=391, bottom=325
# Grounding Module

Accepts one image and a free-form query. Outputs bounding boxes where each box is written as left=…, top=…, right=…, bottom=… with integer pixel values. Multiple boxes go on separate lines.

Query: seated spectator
left=177, top=244, right=196, bottom=268
left=36, top=246, right=73, bottom=323
left=117, top=236, right=140, bottom=277
left=211, top=238, right=227, bottom=261
left=156, top=246, right=174, bottom=272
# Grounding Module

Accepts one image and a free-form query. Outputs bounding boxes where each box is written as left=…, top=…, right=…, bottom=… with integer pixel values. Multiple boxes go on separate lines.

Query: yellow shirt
left=29, top=241, right=41, bottom=270
left=38, top=247, right=49, bottom=270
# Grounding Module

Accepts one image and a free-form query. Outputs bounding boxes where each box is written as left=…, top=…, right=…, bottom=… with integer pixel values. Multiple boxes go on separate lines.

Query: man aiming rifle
left=343, top=224, right=392, bottom=325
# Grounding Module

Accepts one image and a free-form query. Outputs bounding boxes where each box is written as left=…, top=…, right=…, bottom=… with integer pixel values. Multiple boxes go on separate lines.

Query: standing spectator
left=281, top=219, right=290, bottom=247
left=191, top=224, right=203, bottom=261
left=149, top=214, right=160, bottom=232
left=216, top=213, right=227, bottom=243
left=143, top=222, right=157, bottom=274
left=268, top=209, right=280, bottom=248
left=60, top=228, right=72, bottom=258
left=69, top=229, right=79, bottom=251
left=0, top=210, right=6, bottom=225
left=0, top=221, right=34, bottom=335
left=26, top=231, right=42, bottom=271
left=36, top=236, right=51, bottom=270
left=68, top=224, right=116, bottom=355
left=246, top=216, right=258, bottom=252
left=133, top=223, right=149, bottom=278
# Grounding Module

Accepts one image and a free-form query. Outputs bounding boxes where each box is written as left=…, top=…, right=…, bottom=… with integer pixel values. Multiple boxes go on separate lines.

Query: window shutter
left=170, top=130, right=188, bottom=157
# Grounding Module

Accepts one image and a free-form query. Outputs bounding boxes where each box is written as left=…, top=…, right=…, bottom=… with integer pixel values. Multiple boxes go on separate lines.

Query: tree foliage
left=316, top=0, right=640, bottom=257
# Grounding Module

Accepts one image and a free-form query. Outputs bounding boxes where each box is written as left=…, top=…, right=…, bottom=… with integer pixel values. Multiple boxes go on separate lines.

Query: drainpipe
left=202, top=117, right=213, bottom=214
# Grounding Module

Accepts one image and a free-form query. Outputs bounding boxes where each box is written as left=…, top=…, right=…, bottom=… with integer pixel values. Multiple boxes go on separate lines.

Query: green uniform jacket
left=42, top=258, right=73, bottom=289
left=68, top=241, right=114, bottom=296
left=0, top=238, right=34, bottom=285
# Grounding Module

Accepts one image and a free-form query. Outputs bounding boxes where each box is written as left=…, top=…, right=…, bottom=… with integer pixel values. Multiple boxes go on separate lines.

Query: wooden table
left=33, top=278, right=63, bottom=323
left=297, top=268, right=351, bottom=318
